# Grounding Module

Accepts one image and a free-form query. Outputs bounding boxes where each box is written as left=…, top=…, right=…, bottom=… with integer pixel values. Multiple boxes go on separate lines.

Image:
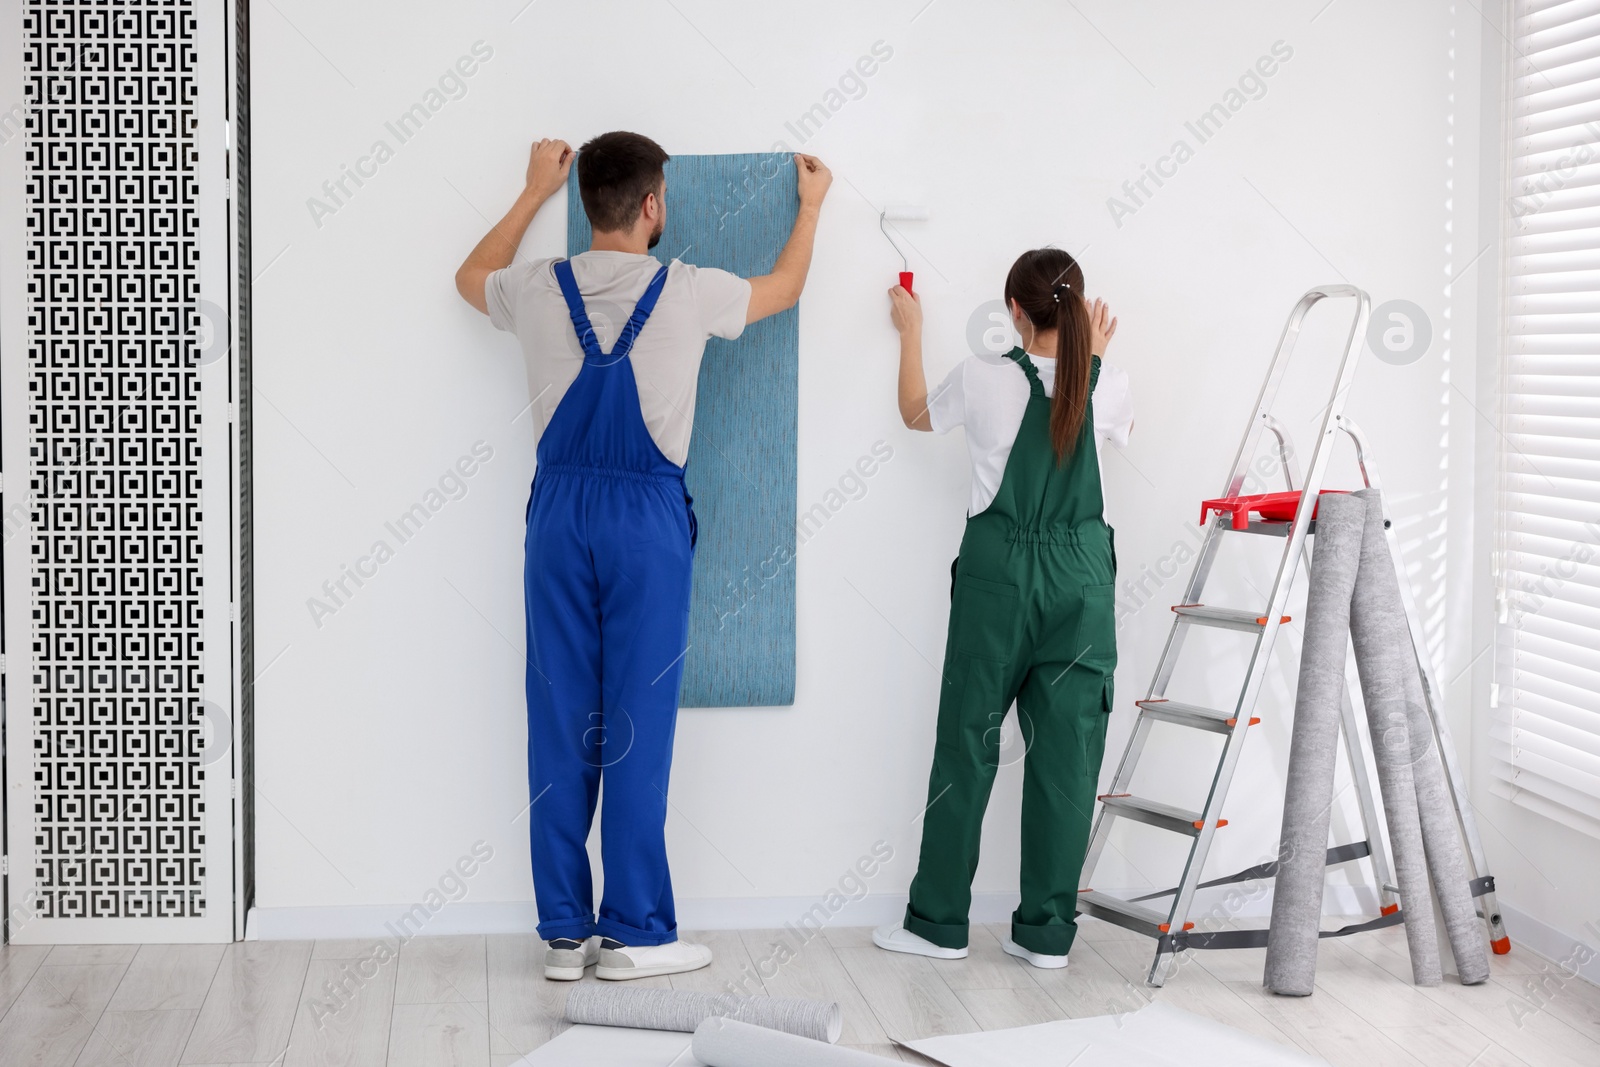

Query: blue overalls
left=523, top=258, right=695, bottom=946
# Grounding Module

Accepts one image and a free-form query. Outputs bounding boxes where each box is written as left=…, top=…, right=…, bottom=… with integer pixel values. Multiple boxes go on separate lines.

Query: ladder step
left=1172, top=604, right=1291, bottom=632
left=1075, top=889, right=1180, bottom=936
left=1097, top=793, right=1226, bottom=836
left=1136, top=699, right=1249, bottom=734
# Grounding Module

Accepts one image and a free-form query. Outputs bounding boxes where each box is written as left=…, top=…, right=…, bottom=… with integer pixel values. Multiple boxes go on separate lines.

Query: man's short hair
left=577, top=131, right=669, bottom=233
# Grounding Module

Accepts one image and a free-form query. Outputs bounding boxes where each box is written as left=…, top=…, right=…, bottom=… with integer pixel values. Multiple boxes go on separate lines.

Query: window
left=1493, top=0, right=1600, bottom=839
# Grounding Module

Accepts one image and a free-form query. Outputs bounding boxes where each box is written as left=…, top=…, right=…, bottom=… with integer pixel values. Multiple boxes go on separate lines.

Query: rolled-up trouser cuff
left=537, top=915, right=596, bottom=943
left=1010, top=912, right=1078, bottom=956
left=903, top=904, right=969, bottom=950
left=595, top=916, right=677, bottom=947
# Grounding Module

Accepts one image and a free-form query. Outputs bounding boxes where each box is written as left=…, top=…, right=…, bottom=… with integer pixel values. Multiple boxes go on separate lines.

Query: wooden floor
left=0, top=919, right=1595, bottom=1066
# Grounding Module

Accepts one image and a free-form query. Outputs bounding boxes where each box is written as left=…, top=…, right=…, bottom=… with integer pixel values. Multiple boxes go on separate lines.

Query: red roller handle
left=898, top=271, right=915, bottom=295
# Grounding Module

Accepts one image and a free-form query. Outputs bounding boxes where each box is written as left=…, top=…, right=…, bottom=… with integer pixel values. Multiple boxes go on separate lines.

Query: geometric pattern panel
left=23, top=0, right=206, bottom=919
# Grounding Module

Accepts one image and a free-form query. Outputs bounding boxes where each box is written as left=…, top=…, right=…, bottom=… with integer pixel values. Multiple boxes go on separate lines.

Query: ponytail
left=1049, top=285, right=1093, bottom=463
left=1002, top=248, right=1092, bottom=465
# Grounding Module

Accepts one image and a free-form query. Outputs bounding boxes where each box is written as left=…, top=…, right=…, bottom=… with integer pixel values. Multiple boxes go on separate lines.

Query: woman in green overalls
left=874, top=247, right=1130, bottom=969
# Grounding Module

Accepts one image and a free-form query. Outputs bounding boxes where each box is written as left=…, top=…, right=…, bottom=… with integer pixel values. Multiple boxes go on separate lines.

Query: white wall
left=247, top=0, right=1593, bottom=951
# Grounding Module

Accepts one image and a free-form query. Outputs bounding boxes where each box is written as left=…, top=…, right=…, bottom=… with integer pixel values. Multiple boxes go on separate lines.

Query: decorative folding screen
left=0, top=0, right=236, bottom=941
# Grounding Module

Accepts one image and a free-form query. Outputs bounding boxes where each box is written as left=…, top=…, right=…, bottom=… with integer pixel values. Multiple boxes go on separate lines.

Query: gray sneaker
left=544, top=936, right=599, bottom=981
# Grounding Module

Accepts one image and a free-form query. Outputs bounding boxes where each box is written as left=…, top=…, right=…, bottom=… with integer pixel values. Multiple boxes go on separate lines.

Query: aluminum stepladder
left=1074, top=284, right=1511, bottom=987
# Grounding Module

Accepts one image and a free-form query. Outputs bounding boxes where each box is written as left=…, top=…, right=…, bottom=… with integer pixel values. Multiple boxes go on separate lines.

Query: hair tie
left=1052, top=282, right=1070, bottom=302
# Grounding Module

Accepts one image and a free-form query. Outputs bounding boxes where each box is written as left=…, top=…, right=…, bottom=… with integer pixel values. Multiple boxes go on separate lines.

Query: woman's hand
left=525, top=138, right=573, bottom=199
left=892, top=285, right=931, bottom=431
left=1089, top=297, right=1118, bottom=356
left=889, top=285, right=922, bottom=336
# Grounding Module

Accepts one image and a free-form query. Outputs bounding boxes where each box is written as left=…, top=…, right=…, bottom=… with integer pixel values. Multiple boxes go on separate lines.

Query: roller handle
left=898, top=271, right=914, bottom=295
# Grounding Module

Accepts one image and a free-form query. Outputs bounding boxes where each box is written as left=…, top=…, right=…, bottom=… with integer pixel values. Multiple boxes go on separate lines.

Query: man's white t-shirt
left=485, top=250, right=752, bottom=466
left=927, top=351, right=1134, bottom=515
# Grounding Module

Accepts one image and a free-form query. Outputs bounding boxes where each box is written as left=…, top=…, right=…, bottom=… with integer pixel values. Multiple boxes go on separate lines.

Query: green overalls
left=904, top=348, right=1116, bottom=957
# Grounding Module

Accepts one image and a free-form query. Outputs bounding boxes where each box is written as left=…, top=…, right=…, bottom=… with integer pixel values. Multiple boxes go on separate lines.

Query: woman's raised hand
left=889, top=284, right=922, bottom=336
left=1089, top=297, right=1118, bottom=356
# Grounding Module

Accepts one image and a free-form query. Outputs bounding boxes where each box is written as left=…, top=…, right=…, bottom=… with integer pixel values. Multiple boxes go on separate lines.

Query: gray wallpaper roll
left=692, top=1017, right=887, bottom=1067
left=1347, top=489, right=1441, bottom=986
left=564, top=984, right=842, bottom=1043
left=1265, top=491, right=1369, bottom=996
left=1361, top=490, right=1491, bottom=986
left=1401, top=674, right=1490, bottom=985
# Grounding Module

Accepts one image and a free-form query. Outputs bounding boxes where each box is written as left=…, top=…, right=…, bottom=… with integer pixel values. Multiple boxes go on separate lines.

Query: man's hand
left=1088, top=297, right=1118, bottom=356
left=795, top=153, right=832, bottom=210
left=525, top=138, right=573, bottom=199
left=745, top=154, right=831, bottom=324
left=454, top=139, right=571, bottom=315
left=888, top=285, right=921, bottom=336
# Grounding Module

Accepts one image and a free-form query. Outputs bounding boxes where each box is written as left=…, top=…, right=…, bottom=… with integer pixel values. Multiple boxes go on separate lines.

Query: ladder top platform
left=1200, top=489, right=1350, bottom=530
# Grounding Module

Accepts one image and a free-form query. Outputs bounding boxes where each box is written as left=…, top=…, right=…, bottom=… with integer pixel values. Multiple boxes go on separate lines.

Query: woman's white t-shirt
left=926, top=351, right=1134, bottom=515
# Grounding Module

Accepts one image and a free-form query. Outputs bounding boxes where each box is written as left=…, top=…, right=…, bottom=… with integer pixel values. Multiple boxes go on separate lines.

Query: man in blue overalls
left=457, top=133, right=830, bottom=980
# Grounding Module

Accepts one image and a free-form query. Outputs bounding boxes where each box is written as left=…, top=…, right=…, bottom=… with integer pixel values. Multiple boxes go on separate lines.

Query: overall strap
left=551, top=259, right=671, bottom=362
left=1005, top=347, right=1047, bottom=399
left=612, top=264, right=670, bottom=361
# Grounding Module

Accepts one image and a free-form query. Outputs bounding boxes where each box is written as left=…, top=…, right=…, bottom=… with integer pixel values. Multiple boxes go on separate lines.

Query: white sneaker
left=871, top=923, right=968, bottom=960
left=1001, top=935, right=1069, bottom=970
left=543, top=936, right=600, bottom=981
left=595, top=938, right=713, bottom=980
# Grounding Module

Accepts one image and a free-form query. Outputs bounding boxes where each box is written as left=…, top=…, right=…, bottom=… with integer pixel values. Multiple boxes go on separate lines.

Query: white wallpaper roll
left=692, top=1017, right=889, bottom=1066
left=565, top=985, right=842, bottom=1043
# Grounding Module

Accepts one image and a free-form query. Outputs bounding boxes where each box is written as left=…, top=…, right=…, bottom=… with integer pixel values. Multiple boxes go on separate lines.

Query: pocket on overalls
left=1072, top=583, right=1117, bottom=675
left=684, top=488, right=698, bottom=551
left=952, top=573, right=1022, bottom=663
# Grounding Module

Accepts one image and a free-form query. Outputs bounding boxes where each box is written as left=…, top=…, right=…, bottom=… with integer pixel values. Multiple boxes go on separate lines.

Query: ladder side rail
left=1159, top=289, right=1371, bottom=948
left=1220, top=285, right=1365, bottom=499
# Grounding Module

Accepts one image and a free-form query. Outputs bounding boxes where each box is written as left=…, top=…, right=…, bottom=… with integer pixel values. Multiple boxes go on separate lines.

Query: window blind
left=1494, top=0, right=1600, bottom=839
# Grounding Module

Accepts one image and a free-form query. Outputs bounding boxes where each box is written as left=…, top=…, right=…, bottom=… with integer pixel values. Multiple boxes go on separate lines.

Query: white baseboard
left=1497, top=902, right=1600, bottom=986
left=246, top=900, right=540, bottom=942
left=246, top=884, right=1378, bottom=942
left=245, top=891, right=1599, bottom=1001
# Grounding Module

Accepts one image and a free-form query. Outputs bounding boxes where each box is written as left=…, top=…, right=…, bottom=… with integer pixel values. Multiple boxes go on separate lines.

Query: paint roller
left=879, top=204, right=928, bottom=295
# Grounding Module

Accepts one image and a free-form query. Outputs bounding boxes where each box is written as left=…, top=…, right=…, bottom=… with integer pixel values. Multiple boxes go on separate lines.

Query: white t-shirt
left=927, top=351, right=1134, bottom=515
left=486, top=250, right=752, bottom=466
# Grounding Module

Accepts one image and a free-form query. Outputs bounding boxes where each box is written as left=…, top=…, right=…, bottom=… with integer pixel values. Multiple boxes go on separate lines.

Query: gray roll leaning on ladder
left=1264, top=492, right=1368, bottom=996
left=1357, top=488, right=1489, bottom=986
left=693, top=1017, right=888, bottom=1067
left=563, top=985, right=843, bottom=1043
left=1343, top=488, right=1441, bottom=985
